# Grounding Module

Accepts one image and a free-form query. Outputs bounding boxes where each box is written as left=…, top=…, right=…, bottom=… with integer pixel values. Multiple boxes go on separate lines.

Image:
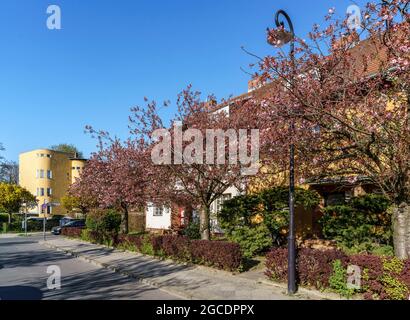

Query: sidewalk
left=39, top=237, right=326, bottom=300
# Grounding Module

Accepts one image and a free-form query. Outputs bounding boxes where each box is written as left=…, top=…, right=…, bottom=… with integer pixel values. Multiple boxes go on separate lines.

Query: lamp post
left=22, top=202, right=28, bottom=237
left=267, top=9, right=297, bottom=295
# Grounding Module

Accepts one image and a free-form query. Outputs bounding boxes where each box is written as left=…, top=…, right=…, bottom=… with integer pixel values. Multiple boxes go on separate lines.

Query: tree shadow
left=0, top=248, right=72, bottom=269
left=44, top=267, right=180, bottom=300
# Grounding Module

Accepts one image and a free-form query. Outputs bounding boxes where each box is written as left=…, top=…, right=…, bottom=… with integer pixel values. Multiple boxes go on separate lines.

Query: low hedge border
left=61, top=227, right=83, bottom=238
left=63, top=228, right=242, bottom=272
left=265, top=247, right=410, bottom=300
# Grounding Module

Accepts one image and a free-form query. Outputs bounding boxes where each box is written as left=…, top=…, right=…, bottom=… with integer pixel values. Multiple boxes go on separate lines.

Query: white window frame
left=153, top=206, right=164, bottom=217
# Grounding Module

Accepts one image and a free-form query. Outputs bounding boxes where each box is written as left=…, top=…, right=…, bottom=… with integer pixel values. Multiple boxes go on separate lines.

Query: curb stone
left=258, top=279, right=352, bottom=300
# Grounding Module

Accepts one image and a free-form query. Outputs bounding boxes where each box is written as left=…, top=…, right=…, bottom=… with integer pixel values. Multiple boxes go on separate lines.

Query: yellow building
left=19, top=149, right=87, bottom=216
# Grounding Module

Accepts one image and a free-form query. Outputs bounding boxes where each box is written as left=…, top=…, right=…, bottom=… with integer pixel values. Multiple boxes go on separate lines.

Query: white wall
left=210, top=185, right=242, bottom=214
left=210, top=185, right=242, bottom=233
left=145, top=204, right=171, bottom=230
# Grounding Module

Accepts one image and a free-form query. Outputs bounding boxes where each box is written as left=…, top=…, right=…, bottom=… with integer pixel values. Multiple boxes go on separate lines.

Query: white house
left=145, top=204, right=172, bottom=231
left=145, top=186, right=242, bottom=233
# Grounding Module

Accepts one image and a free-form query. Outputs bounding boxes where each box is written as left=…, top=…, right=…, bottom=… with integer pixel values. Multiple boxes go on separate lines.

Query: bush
left=265, top=247, right=410, bottom=300
left=0, top=213, right=8, bottom=223
left=105, top=232, right=243, bottom=271
left=183, top=222, right=201, bottom=240
left=140, top=235, right=156, bottom=256
left=116, top=234, right=143, bottom=251
left=329, top=260, right=355, bottom=298
left=259, top=188, right=320, bottom=240
left=61, top=227, right=83, bottom=238
left=320, top=194, right=392, bottom=249
left=298, top=248, right=348, bottom=289
left=226, top=225, right=273, bottom=258
left=86, top=209, right=121, bottom=236
left=220, top=187, right=320, bottom=253
left=8, top=214, right=23, bottom=231
left=162, top=235, right=191, bottom=260
left=191, top=240, right=242, bottom=271
left=340, top=243, right=394, bottom=256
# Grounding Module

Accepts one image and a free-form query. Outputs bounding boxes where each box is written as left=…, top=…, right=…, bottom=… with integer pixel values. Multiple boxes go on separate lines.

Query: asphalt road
left=0, top=233, right=180, bottom=300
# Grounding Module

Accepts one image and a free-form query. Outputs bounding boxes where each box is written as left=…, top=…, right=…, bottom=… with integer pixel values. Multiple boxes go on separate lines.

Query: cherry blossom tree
left=245, top=0, right=409, bottom=256
left=70, top=138, right=151, bottom=234
left=129, top=87, right=259, bottom=240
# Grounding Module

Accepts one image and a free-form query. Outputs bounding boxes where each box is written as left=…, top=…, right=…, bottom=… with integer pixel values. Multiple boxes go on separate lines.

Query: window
left=38, top=188, right=45, bottom=196
left=47, top=206, right=52, bottom=214
left=36, top=169, right=43, bottom=178
left=76, top=167, right=81, bottom=170
left=47, top=188, right=52, bottom=196
left=46, top=154, right=52, bottom=158
left=153, top=206, right=163, bottom=216
left=47, top=170, right=53, bottom=179
left=37, top=169, right=45, bottom=179
left=324, top=193, right=346, bottom=207
left=215, top=194, right=232, bottom=213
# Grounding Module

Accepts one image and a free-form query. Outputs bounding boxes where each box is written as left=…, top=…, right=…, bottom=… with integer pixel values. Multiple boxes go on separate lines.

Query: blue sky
left=0, top=0, right=368, bottom=161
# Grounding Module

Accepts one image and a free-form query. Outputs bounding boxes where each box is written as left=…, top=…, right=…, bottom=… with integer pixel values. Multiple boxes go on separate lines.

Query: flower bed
left=64, top=229, right=242, bottom=271
left=265, top=247, right=410, bottom=300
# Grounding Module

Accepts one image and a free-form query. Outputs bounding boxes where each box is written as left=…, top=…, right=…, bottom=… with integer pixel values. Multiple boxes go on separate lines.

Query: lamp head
left=268, top=10, right=295, bottom=47
left=267, top=25, right=294, bottom=47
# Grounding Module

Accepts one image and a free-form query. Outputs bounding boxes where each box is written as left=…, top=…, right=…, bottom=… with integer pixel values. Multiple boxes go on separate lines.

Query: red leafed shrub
left=92, top=232, right=242, bottom=271
left=298, top=248, right=348, bottom=289
left=191, top=240, right=242, bottom=271
left=265, top=247, right=347, bottom=290
left=149, top=235, right=164, bottom=254
left=265, top=247, right=288, bottom=282
left=266, top=247, right=410, bottom=300
left=116, top=234, right=144, bottom=250
left=88, top=230, right=104, bottom=243
left=61, top=227, right=83, bottom=237
left=400, top=260, right=410, bottom=289
left=161, top=235, right=191, bottom=260
left=349, top=254, right=383, bottom=299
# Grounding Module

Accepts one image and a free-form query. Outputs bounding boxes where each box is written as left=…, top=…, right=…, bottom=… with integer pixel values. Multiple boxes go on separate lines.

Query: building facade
left=145, top=186, right=241, bottom=234
left=19, top=149, right=87, bottom=216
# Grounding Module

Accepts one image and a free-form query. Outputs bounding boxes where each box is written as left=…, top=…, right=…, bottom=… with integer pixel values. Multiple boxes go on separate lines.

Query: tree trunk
left=8, top=213, right=11, bottom=224
left=121, top=206, right=129, bottom=234
left=199, top=205, right=211, bottom=240
left=392, top=203, right=410, bottom=259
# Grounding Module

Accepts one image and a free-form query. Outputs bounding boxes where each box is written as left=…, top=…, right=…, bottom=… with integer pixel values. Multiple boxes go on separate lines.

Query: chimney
left=204, top=98, right=217, bottom=109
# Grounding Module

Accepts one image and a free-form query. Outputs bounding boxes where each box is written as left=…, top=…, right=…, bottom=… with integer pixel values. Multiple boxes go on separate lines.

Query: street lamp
left=267, top=9, right=297, bottom=295
left=22, top=202, right=28, bottom=237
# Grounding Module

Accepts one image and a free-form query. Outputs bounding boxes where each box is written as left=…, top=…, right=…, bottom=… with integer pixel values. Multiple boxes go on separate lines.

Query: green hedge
left=219, top=187, right=321, bottom=257
left=319, top=193, right=392, bottom=250
left=7, top=214, right=61, bottom=232
left=86, top=209, right=122, bottom=236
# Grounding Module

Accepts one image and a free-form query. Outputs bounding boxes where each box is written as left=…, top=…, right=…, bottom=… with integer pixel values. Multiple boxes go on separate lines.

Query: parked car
left=51, top=220, right=86, bottom=235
